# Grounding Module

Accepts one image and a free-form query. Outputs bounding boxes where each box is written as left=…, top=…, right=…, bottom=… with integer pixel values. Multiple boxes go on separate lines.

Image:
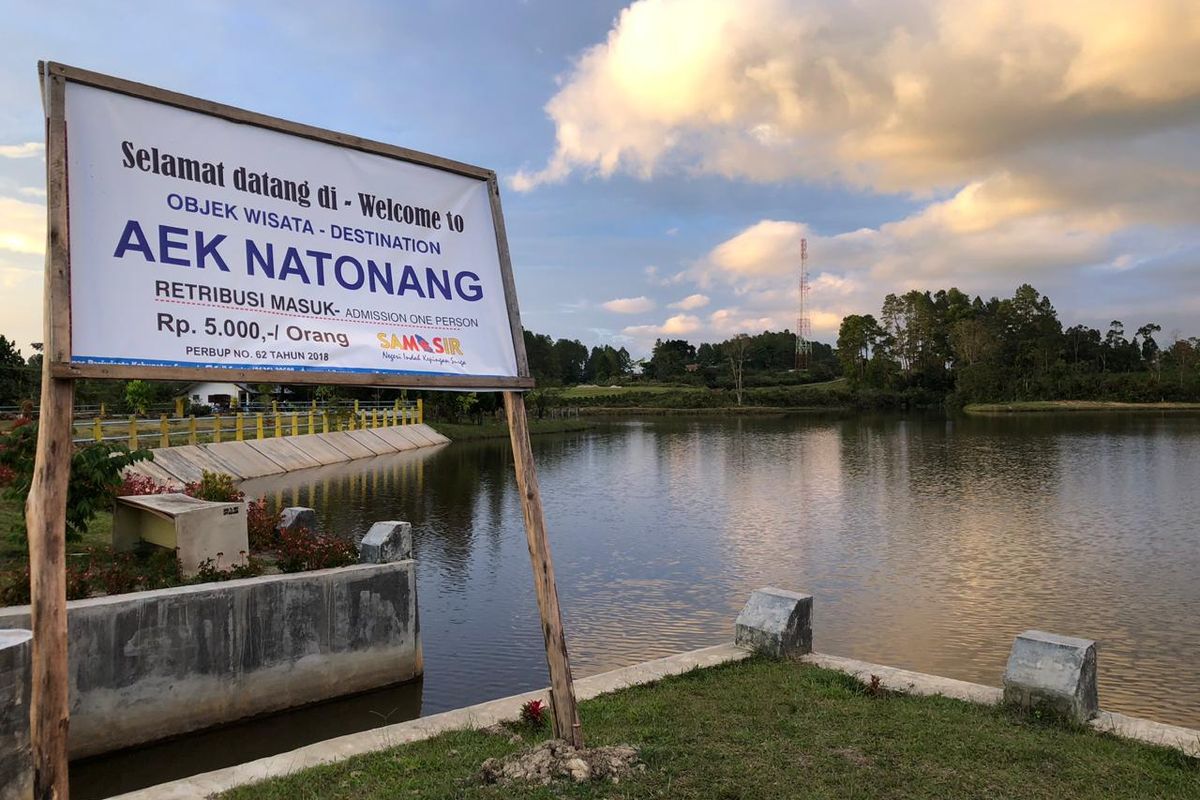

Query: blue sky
left=2, top=0, right=1198, bottom=358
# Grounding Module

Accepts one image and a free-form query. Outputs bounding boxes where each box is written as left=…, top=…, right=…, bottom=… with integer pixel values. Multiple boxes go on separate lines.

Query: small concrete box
left=735, top=587, right=813, bottom=658
left=1002, top=630, right=1099, bottom=723
left=113, top=494, right=248, bottom=576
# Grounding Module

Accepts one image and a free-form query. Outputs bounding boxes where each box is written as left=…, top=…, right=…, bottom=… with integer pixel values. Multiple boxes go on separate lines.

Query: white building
left=183, top=382, right=251, bottom=408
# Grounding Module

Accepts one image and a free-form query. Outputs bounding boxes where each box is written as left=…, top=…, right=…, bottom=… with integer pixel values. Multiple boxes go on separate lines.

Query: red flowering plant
left=520, top=699, right=549, bottom=729
left=276, top=527, right=357, bottom=573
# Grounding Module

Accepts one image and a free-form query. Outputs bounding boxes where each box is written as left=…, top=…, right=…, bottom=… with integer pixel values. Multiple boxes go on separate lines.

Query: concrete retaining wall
left=0, top=561, right=421, bottom=759
left=125, top=423, right=450, bottom=486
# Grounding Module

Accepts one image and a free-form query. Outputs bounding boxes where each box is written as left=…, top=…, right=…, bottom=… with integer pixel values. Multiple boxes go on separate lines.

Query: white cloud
left=602, top=295, right=656, bottom=313
left=669, top=293, right=709, bottom=310
left=513, top=0, right=1200, bottom=213
left=0, top=196, right=46, bottom=256
left=0, top=142, right=44, bottom=159
left=622, top=313, right=701, bottom=338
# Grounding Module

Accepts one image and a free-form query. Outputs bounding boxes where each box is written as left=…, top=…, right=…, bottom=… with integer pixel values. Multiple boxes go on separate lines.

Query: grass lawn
left=430, top=419, right=593, bottom=442
left=965, top=400, right=1200, bottom=414
left=559, top=378, right=848, bottom=401
left=222, top=659, right=1198, bottom=800
left=0, top=497, right=112, bottom=570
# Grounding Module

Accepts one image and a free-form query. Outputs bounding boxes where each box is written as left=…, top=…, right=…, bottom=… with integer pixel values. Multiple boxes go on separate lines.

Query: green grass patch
left=964, top=400, right=1200, bottom=414
left=0, top=497, right=112, bottom=570
left=431, top=419, right=594, bottom=442
left=222, top=658, right=1199, bottom=800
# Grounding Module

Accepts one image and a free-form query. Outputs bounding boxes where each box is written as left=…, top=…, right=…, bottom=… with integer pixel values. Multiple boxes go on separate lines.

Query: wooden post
left=27, top=64, right=73, bottom=799
left=291, top=412, right=299, bottom=437
left=174, top=396, right=184, bottom=418
left=372, top=409, right=379, bottom=429
left=307, top=409, right=315, bottom=435
left=274, top=412, right=282, bottom=437
left=503, top=391, right=582, bottom=746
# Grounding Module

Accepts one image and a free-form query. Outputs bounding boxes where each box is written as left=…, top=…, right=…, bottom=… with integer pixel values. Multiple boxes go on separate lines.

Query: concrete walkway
left=123, top=424, right=450, bottom=486
left=110, top=644, right=1200, bottom=799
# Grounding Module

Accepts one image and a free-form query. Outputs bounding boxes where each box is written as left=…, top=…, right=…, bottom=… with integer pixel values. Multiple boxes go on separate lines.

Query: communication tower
left=795, top=237, right=812, bottom=370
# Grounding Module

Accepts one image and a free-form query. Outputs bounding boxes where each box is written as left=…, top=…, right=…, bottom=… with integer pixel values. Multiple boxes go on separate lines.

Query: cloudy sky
left=2, top=0, right=1198, bottom=357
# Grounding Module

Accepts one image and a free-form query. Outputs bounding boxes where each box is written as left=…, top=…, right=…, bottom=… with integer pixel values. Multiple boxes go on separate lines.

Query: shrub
left=0, top=421, right=153, bottom=542
left=183, top=471, right=243, bottom=503
left=193, top=554, right=263, bottom=583
left=117, top=473, right=173, bottom=497
left=520, top=699, right=548, bottom=729
left=276, top=527, right=357, bottom=573
left=246, top=497, right=281, bottom=551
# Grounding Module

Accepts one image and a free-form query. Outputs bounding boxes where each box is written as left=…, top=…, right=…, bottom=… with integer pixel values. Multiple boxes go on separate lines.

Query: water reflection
left=244, top=413, right=1199, bottom=731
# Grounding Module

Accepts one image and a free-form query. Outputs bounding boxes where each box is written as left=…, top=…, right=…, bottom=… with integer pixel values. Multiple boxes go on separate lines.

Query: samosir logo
left=376, top=332, right=463, bottom=355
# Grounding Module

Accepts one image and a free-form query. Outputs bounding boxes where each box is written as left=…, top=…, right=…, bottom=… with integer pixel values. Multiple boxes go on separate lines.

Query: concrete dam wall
left=0, top=560, right=421, bottom=759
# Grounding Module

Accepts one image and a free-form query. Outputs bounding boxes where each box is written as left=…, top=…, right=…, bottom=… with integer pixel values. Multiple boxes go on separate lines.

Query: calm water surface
left=75, top=412, right=1200, bottom=796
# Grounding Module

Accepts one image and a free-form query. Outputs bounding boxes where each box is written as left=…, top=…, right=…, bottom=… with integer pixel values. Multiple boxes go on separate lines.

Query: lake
left=74, top=412, right=1200, bottom=796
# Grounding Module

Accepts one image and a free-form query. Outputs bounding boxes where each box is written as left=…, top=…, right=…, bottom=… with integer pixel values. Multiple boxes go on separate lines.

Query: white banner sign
left=64, top=82, right=520, bottom=382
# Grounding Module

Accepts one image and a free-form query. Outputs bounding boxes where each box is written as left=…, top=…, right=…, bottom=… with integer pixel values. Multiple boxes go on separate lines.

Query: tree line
left=837, top=284, right=1200, bottom=405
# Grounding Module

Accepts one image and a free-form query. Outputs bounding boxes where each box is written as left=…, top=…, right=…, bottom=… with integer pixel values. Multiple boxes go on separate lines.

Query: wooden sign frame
left=28, top=61, right=581, bottom=798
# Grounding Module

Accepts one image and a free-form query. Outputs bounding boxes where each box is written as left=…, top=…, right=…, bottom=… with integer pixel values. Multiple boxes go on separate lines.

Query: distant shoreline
left=964, top=400, right=1200, bottom=414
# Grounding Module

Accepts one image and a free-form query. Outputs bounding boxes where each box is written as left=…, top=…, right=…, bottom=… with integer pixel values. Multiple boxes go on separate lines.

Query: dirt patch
left=478, top=739, right=643, bottom=786
left=833, top=747, right=874, bottom=767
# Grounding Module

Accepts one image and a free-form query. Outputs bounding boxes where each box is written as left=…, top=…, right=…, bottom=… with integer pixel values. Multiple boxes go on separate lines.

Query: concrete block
left=359, top=521, right=413, bottom=564
left=203, top=441, right=286, bottom=478
left=0, top=562, right=420, bottom=759
left=244, top=438, right=322, bottom=471
left=734, top=587, right=812, bottom=658
left=113, top=494, right=249, bottom=576
left=342, top=429, right=396, bottom=456
left=318, top=431, right=378, bottom=460
left=366, top=427, right=419, bottom=452
left=0, top=629, right=32, bottom=800
left=278, top=506, right=318, bottom=535
left=1002, top=630, right=1098, bottom=723
left=285, top=433, right=352, bottom=466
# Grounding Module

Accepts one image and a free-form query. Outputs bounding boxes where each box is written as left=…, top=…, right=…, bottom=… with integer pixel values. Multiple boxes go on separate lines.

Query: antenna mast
left=795, top=237, right=812, bottom=370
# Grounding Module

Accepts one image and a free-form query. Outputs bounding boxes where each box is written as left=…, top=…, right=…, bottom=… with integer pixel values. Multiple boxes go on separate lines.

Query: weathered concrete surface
left=365, top=426, right=420, bottom=452
left=203, top=441, right=286, bottom=478
left=1003, top=630, right=1098, bottom=723
left=342, top=429, right=396, bottom=456
left=359, top=521, right=412, bottom=563
left=113, top=495, right=249, bottom=576
left=0, top=630, right=32, bottom=800
left=734, top=587, right=813, bottom=658
left=278, top=506, right=317, bottom=534
left=124, top=460, right=185, bottom=490
left=244, top=437, right=322, bottom=471
left=803, top=652, right=1002, bottom=705
left=317, top=431, right=378, bottom=460
left=284, top=433, right=353, bottom=466
left=399, top=424, right=441, bottom=446
left=112, top=643, right=749, bottom=800
left=143, top=446, right=212, bottom=485
left=168, top=444, right=249, bottom=481
left=0, top=562, right=421, bottom=759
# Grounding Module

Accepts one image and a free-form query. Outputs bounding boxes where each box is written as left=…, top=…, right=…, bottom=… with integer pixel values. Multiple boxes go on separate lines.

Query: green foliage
left=0, top=335, right=32, bottom=407
left=276, top=527, right=357, bottom=573
left=124, top=379, right=153, bottom=415
left=185, top=471, right=242, bottom=503
left=0, top=421, right=152, bottom=542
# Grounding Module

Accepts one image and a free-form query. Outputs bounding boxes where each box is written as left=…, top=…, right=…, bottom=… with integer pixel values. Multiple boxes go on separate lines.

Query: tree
left=0, top=336, right=29, bottom=406
left=649, top=339, right=694, bottom=380
left=124, top=380, right=153, bottom=415
left=837, top=314, right=882, bottom=382
left=722, top=334, right=751, bottom=405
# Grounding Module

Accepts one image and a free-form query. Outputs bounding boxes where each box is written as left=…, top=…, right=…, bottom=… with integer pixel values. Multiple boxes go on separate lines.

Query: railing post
left=291, top=412, right=299, bottom=437
left=322, top=411, right=329, bottom=434
left=159, top=414, right=169, bottom=448
left=354, top=399, right=360, bottom=414
left=256, top=413, right=265, bottom=440
left=92, top=418, right=101, bottom=442
left=188, top=415, right=197, bottom=445
left=99, top=402, right=106, bottom=418
left=272, top=399, right=278, bottom=415
left=348, top=412, right=356, bottom=431
left=175, top=397, right=184, bottom=418
left=128, top=416, right=138, bottom=449
left=236, top=412, right=244, bottom=442
left=308, top=409, right=315, bottom=435
left=372, top=409, right=379, bottom=429
left=214, top=413, right=223, bottom=444
left=417, top=398, right=423, bottom=424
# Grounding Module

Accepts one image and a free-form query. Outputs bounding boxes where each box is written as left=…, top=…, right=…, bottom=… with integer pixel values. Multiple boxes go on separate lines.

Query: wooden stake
left=503, top=391, right=582, bottom=746
left=29, top=63, right=73, bottom=800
